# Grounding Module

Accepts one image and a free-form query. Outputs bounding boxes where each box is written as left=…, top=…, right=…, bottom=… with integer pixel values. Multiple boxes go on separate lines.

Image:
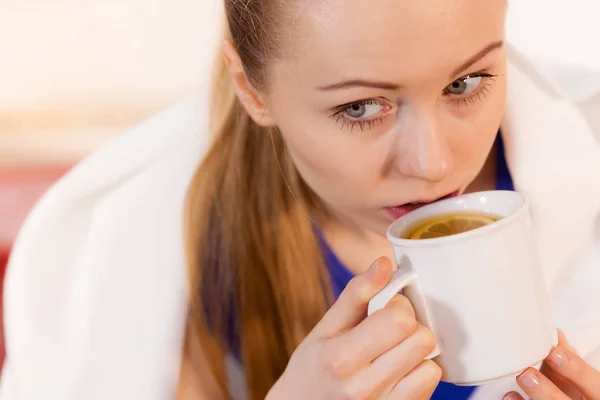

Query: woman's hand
left=267, top=257, right=442, bottom=400
left=503, top=331, right=600, bottom=400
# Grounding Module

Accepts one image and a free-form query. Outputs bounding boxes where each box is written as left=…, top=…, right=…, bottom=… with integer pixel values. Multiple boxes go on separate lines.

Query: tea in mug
left=403, top=212, right=501, bottom=240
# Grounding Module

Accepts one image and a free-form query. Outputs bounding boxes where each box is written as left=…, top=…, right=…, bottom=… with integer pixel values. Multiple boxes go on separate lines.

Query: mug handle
left=368, top=266, right=441, bottom=360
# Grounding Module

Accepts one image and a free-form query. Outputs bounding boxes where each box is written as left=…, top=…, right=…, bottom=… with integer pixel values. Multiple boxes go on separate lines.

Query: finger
left=516, top=367, right=570, bottom=400
left=545, top=345, right=600, bottom=400
left=310, top=257, right=394, bottom=338
left=557, top=330, right=579, bottom=354
left=327, top=294, right=416, bottom=373
left=386, top=360, right=442, bottom=400
left=540, top=362, right=580, bottom=398
left=344, top=324, right=436, bottom=399
left=502, top=392, right=525, bottom=400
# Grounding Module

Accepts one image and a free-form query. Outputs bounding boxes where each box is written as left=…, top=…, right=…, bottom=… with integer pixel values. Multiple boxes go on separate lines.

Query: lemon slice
left=409, top=214, right=498, bottom=240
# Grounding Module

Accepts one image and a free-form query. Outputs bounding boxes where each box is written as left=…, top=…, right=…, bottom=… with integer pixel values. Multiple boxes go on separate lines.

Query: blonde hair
left=184, top=2, right=331, bottom=398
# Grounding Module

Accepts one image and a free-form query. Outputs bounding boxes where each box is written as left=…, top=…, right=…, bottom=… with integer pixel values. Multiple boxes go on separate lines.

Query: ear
left=223, top=41, right=275, bottom=127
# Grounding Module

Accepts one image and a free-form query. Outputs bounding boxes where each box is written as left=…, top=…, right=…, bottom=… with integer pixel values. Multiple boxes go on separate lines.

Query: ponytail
left=184, top=22, right=331, bottom=400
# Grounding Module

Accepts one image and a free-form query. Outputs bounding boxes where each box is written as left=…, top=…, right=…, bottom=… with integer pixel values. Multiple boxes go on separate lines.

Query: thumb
left=557, top=330, right=579, bottom=355
left=310, top=257, right=394, bottom=339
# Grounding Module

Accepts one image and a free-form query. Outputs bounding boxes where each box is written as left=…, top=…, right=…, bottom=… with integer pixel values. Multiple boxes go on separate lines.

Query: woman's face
left=266, top=0, right=507, bottom=235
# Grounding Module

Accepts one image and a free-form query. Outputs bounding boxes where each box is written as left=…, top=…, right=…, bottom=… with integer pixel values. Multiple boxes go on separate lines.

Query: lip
left=384, top=190, right=460, bottom=221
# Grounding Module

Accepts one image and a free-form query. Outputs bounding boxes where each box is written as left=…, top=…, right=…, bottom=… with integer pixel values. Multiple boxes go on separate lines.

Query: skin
left=178, top=0, right=600, bottom=398
left=503, top=331, right=600, bottom=400
left=233, top=0, right=508, bottom=273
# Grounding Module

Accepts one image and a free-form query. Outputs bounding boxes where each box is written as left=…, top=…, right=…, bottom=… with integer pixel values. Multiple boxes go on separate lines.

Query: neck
left=321, top=218, right=396, bottom=275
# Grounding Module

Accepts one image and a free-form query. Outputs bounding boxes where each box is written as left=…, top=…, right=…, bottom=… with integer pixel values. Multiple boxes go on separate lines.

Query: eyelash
left=330, top=72, right=497, bottom=132
left=446, top=73, right=496, bottom=107
left=329, top=99, right=391, bottom=132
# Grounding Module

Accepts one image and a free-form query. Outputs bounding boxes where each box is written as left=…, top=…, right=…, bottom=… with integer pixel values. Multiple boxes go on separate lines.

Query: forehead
left=279, top=0, right=506, bottom=84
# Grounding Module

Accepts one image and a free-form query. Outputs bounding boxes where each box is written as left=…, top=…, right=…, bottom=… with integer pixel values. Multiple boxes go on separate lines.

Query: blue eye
left=345, top=102, right=385, bottom=118
left=445, top=76, right=482, bottom=95
left=330, top=99, right=392, bottom=132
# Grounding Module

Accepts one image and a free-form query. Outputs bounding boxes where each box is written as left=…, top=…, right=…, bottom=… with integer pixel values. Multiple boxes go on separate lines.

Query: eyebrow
left=317, top=40, right=504, bottom=92
left=450, top=40, right=504, bottom=78
left=318, top=79, right=401, bottom=91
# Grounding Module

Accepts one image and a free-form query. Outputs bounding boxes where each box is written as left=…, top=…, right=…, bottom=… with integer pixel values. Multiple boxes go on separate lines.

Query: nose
left=392, top=113, right=453, bottom=183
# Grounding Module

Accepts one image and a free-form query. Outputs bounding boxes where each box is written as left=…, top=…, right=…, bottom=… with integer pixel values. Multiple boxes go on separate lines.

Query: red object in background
left=0, top=166, right=71, bottom=369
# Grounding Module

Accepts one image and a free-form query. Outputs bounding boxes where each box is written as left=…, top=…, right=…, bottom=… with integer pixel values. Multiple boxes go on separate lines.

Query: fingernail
left=502, top=392, right=522, bottom=400
left=366, top=259, right=380, bottom=280
left=518, top=369, right=540, bottom=390
left=549, top=348, right=569, bottom=367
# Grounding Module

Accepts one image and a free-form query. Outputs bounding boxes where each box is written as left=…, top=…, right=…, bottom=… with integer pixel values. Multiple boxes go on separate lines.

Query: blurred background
left=0, top=0, right=223, bottom=367
left=1, top=0, right=600, bottom=367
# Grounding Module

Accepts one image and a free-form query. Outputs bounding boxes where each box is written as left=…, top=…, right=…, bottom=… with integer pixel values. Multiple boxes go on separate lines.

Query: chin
left=361, top=218, right=391, bottom=238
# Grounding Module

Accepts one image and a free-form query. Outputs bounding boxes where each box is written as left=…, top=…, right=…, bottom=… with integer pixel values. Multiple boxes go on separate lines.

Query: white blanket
left=1, top=46, right=599, bottom=400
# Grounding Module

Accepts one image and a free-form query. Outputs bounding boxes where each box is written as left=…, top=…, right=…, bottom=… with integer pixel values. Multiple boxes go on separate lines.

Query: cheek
left=273, top=110, right=383, bottom=207
left=449, top=81, right=506, bottom=170
left=449, top=129, right=494, bottom=170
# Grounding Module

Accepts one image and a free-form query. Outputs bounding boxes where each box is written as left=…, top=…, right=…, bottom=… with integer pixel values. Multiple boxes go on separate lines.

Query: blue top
left=321, top=133, right=514, bottom=399
left=225, top=133, right=513, bottom=397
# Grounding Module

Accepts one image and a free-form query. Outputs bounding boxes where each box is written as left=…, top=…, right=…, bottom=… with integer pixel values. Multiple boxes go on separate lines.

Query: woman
left=2, top=0, right=600, bottom=399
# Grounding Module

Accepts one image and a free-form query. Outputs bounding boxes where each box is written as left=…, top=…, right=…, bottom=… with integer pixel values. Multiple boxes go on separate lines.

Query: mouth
left=384, top=189, right=460, bottom=220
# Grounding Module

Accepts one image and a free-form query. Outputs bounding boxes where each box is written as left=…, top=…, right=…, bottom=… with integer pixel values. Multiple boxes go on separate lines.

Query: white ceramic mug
left=368, top=190, right=558, bottom=386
